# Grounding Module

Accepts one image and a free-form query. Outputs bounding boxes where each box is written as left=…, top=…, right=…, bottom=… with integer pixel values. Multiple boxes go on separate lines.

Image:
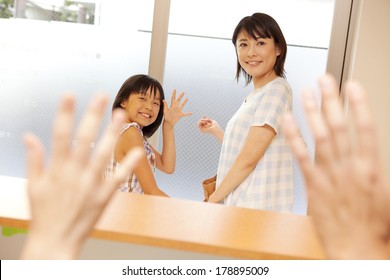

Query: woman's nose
left=247, top=45, right=257, bottom=57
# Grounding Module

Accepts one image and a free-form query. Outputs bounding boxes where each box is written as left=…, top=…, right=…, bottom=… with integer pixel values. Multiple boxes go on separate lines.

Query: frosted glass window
left=0, top=0, right=154, bottom=178
left=158, top=0, right=335, bottom=215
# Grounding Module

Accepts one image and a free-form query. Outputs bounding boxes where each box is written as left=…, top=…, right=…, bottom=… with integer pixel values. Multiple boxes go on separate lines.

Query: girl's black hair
left=232, top=13, right=287, bottom=85
left=112, top=74, right=165, bottom=138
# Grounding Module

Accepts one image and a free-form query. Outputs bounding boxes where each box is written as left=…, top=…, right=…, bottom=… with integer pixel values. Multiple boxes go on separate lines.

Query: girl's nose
left=144, top=101, right=152, bottom=110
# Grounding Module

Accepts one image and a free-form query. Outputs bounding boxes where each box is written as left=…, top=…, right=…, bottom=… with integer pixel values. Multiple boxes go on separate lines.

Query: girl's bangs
left=137, top=83, right=160, bottom=99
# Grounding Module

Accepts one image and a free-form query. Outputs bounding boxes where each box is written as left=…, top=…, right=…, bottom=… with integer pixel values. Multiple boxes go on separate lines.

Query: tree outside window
left=0, top=0, right=97, bottom=25
left=0, top=0, right=14, bottom=18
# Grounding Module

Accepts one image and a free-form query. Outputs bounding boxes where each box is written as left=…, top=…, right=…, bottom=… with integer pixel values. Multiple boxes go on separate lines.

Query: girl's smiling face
left=121, top=87, right=161, bottom=128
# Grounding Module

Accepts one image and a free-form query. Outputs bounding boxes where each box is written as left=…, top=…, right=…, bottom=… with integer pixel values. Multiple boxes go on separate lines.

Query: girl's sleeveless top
left=105, top=122, right=155, bottom=194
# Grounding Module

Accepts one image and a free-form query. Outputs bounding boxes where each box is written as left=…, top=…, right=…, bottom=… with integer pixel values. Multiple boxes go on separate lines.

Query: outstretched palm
left=163, top=89, right=192, bottom=126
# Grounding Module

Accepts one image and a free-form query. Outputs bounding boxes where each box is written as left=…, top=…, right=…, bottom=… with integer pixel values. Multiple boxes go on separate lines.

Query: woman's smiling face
left=235, top=31, right=280, bottom=88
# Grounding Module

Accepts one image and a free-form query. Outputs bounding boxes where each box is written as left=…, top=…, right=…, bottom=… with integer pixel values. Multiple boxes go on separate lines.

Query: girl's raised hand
left=163, top=89, right=192, bottom=126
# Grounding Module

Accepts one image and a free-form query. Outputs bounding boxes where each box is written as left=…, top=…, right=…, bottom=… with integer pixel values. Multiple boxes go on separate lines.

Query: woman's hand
left=198, top=116, right=224, bottom=143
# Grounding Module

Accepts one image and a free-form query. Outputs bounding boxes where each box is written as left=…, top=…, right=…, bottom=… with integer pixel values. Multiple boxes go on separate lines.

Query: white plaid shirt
left=105, top=122, right=155, bottom=194
left=216, top=77, right=294, bottom=212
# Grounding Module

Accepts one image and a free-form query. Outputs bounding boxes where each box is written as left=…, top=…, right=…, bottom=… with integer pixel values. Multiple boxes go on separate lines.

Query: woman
left=198, top=13, right=293, bottom=212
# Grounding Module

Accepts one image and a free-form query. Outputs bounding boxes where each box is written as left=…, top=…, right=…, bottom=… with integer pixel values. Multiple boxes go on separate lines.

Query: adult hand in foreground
left=283, top=74, right=390, bottom=259
left=21, top=94, right=142, bottom=259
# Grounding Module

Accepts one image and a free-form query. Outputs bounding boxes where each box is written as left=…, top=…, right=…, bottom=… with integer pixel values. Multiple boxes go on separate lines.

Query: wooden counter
left=0, top=175, right=326, bottom=259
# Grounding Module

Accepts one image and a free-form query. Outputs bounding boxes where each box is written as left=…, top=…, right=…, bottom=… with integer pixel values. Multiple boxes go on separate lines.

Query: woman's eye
left=257, top=41, right=265, bottom=46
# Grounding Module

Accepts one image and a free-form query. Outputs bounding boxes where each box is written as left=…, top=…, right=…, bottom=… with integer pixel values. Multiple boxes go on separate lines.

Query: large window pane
left=158, top=0, right=335, bottom=215
left=0, top=0, right=154, bottom=178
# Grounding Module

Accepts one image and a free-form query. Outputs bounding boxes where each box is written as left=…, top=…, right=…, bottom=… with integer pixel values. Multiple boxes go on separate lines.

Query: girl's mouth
left=139, top=112, right=151, bottom=119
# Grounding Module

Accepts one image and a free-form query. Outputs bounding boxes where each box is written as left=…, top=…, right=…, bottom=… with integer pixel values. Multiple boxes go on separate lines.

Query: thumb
left=163, top=100, right=169, bottom=113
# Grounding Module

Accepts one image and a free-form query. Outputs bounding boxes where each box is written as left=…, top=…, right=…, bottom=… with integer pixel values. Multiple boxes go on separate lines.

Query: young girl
left=106, top=74, right=191, bottom=196
left=198, top=13, right=293, bottom=212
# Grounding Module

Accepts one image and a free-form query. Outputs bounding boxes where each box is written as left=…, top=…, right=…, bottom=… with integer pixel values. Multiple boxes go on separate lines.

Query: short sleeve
left=251, top=79, right=292, bottom=134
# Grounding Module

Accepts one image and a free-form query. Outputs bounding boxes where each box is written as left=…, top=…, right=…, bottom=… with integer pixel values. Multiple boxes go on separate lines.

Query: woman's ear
left=120, top=101, right=127, bottom=108
left=276, top=46, right=281, bottom=56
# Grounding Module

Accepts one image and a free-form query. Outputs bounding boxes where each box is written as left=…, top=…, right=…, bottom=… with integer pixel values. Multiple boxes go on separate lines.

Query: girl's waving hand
left=163, top=89, right=192, bottom=126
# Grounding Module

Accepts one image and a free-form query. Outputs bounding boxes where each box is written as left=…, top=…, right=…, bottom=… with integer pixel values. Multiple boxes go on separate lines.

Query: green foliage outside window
left=0, top=0, right=13, bottom=19
left=60, top=0, right=95, bottom=24
left=0, top=0, right=95, bottom=24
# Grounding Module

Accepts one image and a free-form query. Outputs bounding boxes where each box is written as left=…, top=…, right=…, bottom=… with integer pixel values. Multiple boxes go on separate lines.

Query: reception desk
left=0, top=175, right=326, bottom=259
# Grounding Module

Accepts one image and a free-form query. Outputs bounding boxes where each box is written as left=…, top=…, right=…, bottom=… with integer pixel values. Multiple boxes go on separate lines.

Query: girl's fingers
left=51, top=95, right=75, bottom=165
left=176, top=91, right=185, bottom=103
left=162, top=100, right=168, bottom=114
left=182, top=112, right=193, bottom=117
left=180, top=97, right=189, bottom=108
left=72, top=94, right=108, bottom=166
left=319, top=74, right=351, bottom=159
left=171, top=89, right=177, bottom=104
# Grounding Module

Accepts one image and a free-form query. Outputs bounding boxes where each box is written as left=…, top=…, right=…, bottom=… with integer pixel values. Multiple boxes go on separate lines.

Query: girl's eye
left=239, top=43, right=247, bottom=47
left=257, top=41, right=265, bottom=46
left=154, top=102, right=160, bottom=106
left=139, top=97, right=146, bottom=101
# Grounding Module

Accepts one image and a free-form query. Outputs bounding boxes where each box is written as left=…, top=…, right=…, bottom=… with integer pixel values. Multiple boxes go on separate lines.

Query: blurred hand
left=283, top=74, right=390, bottom=259
left=21, top=94, right=142, bottom=259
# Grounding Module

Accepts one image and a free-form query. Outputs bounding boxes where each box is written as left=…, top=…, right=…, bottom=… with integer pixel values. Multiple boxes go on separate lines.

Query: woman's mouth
left=247, top=61, right=261, bottom=66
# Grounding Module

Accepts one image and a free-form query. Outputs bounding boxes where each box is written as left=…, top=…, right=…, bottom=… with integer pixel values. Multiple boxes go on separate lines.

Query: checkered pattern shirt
left=216, top=77, right=294, bottom=212
left=105, top=122, right=155, bottom=194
